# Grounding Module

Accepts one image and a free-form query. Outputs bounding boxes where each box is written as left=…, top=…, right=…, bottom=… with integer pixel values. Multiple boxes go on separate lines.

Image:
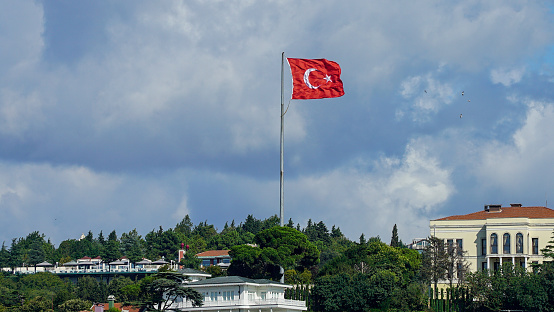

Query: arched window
left=490, top=233, right=498, bottom=254
left=516, top=233, right=523, bottom=253
left=503, top=233, right=511, bottom=254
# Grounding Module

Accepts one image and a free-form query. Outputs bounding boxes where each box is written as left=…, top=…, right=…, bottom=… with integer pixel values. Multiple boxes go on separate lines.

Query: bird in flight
left=461, top=91, right=464, bottom=96
left=459, top=114, right=463, bottom=118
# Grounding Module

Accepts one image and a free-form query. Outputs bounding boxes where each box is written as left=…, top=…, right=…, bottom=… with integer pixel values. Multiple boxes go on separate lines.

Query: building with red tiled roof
left=430, top=203, right=554, bottom=279
left=196, top=250, right=231, bottom=269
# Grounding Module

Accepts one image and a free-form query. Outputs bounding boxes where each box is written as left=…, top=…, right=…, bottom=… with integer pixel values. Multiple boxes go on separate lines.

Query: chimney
left=510, top=203, right=522, bottom=207
left=108, top=295, right=115, bottom=309
left=484, top=204, right=502, bottom=212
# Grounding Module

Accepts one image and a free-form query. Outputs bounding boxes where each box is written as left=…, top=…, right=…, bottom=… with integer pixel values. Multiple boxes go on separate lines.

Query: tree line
left=6, top=215, right=554, bottom=312
left=0, top=214, right=350, bottom=272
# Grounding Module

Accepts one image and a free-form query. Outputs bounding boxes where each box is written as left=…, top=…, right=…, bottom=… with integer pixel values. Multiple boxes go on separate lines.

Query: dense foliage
left=5, top=218, right=554, bottom=311
left=313, top=240, right=426, bottom=312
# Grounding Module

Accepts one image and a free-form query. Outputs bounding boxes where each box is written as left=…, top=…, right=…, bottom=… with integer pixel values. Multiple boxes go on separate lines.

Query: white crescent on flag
left=303, top=68, right=319, bottom=89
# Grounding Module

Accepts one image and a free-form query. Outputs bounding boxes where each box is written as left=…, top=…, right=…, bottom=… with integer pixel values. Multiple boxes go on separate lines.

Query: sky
left=1, top=0, right=554, bottom=247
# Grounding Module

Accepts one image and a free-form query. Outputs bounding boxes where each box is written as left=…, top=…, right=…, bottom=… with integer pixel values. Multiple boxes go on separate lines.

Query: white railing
left=174, top=298, right=306, bottom=309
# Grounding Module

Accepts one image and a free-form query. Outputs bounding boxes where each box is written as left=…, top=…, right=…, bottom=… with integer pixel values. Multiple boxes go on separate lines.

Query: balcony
left=173, top=298, right=306, bottom=310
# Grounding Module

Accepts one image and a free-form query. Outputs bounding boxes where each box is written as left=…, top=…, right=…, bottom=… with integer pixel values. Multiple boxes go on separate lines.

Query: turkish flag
left=287, top=58, right=344, bottom=100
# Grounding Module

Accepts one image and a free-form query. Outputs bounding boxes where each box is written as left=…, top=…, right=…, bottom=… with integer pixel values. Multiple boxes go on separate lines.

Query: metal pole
left=280, top=52, right=285, bottom=227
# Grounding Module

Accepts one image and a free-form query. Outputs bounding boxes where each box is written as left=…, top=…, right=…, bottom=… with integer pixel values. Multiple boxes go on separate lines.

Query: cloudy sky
left=1, top=0, right=554, bottom=246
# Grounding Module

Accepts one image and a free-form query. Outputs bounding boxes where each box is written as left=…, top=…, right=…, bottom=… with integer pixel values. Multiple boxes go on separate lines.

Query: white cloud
left=490, top=67, right=525, bottom=86
left=287, top=141, right=454, bottom=241
left=0, top=0, right=43, bottom=75
left=0, top=162, right=191, bottom=244
left=476, top=100, right=554, bottom=189
left=398, top=72, right=455, bottom=123
left=0, top=0, right=553, bottom=246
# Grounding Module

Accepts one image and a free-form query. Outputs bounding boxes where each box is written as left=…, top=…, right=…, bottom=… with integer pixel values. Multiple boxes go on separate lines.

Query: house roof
left=178, top=268, right=211, bottom=276
left=136, top=259, right=152, bottom=265
left=433, top=206, right=554, bottom=221
left=62, top=260, right=79, bottom=266
left=187, top=276, right=288, bottom=287
left=196, top=250, right=230, bottom=258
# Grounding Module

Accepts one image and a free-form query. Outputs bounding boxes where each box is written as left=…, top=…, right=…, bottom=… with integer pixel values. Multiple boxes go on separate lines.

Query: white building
left=172, top=276, right=307, bottom=312
left=430, top=204, right=554, bottom=274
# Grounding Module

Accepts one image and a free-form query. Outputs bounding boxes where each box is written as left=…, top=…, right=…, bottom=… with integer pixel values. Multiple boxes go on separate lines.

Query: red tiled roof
left=434, top=206, right=554, bottom=221
left=196, top=250, right=230, bottom=257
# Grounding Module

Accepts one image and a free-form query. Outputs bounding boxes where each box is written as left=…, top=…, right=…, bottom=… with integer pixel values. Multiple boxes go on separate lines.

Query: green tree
left=76, top=276, right=107, bottom=303
left=108, top=276, right=135, bottom=303
left=420, top=236, right=448, bottom=290
left=0, top=242, right=10, bottom=269
left=390, top=224, right=399, bottom=247
left=541, top=230, right=554, bottom=259
left=205, top=265, right=226, bottom=277
left=241, top=215, right=262, bottom=234
left=103, top=230, right=121, bottom=264
left=145, top=227, right=180, bottom=261
left=359, top=234, right=366, bottom=245
left=330, top=225, right=343, bottom=239
left=179, top=252, right=201, bottom=269
left=58, top=299, right=92, bottom=312
left=228, top=226, right=319, bottom=281
left=445, top=239, right=470, bottom=287
left=8, top=238, right=23, bottom=272
left=466, top=262, right=548, bottom=312
left=19, top=272, right=74, bottom=308
left=27, top=240, right=45, bottom=273
left=136, top=272, right=202, bottom=311
left=120, top=229, right=145, bottom=265
left=175, top=215, right=194, bottom=237
left=20, top=295, right=53, bottom=312
left=227, top=245, right=276, bottom=279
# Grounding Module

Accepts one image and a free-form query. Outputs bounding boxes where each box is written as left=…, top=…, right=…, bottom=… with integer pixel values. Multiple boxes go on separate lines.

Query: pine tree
left=359, top=233, right=366, bottom=245
left=390, top=224, right=399, bottom=247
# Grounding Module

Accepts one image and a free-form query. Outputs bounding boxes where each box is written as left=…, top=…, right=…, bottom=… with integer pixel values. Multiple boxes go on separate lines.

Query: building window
left=222, top=291, right=235, bottom=301
left=516, top=233, right=523, bottom=254
left=481, top=238, right=486, bottom=256
left=202, top=259, right=211, bottom=267
left=490, top=233, right=498, bottom=254
left=456, top=239, right=463, bottom=255
left=503, top=233, right=511, bottom=254
left=481, top=262, right=487, bottom=271
left=532, top=238, right=539, bottom=254
left=210, top=292, right=218, bottom=301
left=447, top=239, right=454, bottom=253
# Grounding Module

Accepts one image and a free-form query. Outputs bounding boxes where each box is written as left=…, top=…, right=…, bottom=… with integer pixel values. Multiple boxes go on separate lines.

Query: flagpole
left=280, top=52, right=285, bottom=227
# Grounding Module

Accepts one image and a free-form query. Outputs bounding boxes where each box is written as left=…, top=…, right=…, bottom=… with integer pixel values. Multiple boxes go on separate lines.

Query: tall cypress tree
left=390, top=224, right=399, bottom=247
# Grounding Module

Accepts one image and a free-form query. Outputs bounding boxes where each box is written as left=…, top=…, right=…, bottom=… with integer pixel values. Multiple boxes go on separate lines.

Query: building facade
left=196, top=250, right=231, bottom=269
left=430, top=204, right=554, bottom=273
left=171, top=276, right=307, bottom=312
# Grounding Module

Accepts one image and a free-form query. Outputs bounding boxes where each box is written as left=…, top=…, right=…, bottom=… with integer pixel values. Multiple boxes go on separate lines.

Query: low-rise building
left=171, top=276, right=307, bottom=312
left=196, top=250, right=231, bottom=269
left=430, top=204, right=554, bottom=275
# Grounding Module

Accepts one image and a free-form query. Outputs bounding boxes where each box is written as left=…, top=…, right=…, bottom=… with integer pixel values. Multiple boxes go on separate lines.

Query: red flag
left=287, top=58, right=344, bottom=100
